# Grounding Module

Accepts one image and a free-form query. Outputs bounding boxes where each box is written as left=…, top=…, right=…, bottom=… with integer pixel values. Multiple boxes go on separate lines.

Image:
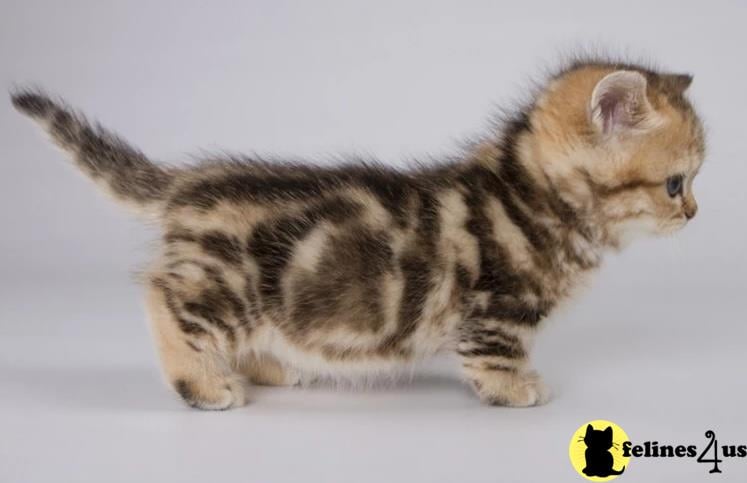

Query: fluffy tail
left=11, top=89, right=174, bottom=214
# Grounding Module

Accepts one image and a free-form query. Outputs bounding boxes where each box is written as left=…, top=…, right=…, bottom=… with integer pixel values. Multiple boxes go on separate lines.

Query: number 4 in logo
left=697, top=430, right=723, bottom=474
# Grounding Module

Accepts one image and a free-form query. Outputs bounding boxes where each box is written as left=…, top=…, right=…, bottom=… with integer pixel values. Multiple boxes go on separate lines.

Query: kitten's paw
left=242, top=354, right=302, bottom=387
left=472, top=369, right=551, bottom=408
left=173, top=375, right=249, bottom=410
left=250, top=367, right=302, bottom=387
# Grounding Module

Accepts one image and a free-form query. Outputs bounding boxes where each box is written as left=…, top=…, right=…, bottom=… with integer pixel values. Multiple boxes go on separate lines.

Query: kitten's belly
left=248, top=301, right=462, bottom=379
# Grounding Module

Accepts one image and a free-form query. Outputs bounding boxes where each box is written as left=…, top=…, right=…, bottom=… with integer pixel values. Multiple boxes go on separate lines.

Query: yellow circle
left=569, top=420, right=631, bottom=481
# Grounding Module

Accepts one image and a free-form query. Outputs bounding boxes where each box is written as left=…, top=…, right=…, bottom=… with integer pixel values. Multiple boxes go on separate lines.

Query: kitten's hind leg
left=457, top=318, right=550, bottom=407
left=240, top=353, right=301, bottom=387
left=146, top=266, right=249, bottom=410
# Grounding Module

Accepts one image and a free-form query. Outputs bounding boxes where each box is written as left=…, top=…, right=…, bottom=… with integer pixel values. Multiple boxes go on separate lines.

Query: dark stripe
left=170, top=168, right=334, bottom=210
left=164, top=229, right=198, bottom=244
left=152, top=277, right=209, bottom=336
left=458, top=323, right=526, bottom=359
left=247, top=197, right=361, bottom=306
left=490, top=120, right=584, bottom=271
left=545, top=182, right=586, bottom=230
left=495, top=112, right=544, bottom=214
left=169, top=162, right=412, bottom=211
left=483, top=363, right=518, bottom=373
left=164, top=229, right=243, bottom=266
left=484, top=297, right=546, bottom=326
left=379, top=253, right=431, bottom=351
left=592, top=177, right=663, bottom=197
left=415, top=188, right=441, bottom=254
left=175, top=262, right=250, bottom=339
left=183, top=298, right=236, bottom=343
left=485, top=172, right=554, bottom=256
left=185, top=341, right=202, bottom=353
left=357, top=170, right=413, bottom=228
left=459, top=167, right=531, bottom=298
left=154, top=264, right=250, bottom=341
left=200, top=231, right=243, bottom=265
left=376, top=188, right=441, bottom=350
left=457, top=341, right=525, bottom=360
left=212, top=273, right=251, bottom=329
left=455, top=263, right=474, bottom=290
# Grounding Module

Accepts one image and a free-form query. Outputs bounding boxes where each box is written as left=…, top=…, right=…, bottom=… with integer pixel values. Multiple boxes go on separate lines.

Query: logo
left=569, top=420, right=630, bottom=481
left=570, top=420, right=747, bottom=479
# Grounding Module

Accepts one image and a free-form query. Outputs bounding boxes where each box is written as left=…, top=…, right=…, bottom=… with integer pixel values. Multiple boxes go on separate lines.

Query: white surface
left=1, top=1, right=746, bottom=482
left=2, top=279, right=745, bottom=482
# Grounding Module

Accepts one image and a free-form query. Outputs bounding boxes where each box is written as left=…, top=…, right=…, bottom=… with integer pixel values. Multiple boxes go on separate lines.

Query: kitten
left=11, top=59, right=705, bottom=410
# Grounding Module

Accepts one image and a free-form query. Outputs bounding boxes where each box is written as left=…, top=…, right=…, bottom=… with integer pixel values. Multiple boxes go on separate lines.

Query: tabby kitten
left=12, top=59, right=704, bottom=410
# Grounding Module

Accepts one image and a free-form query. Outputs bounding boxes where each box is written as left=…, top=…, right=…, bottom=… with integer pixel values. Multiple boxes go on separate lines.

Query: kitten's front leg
left=457, top=318, right=550, bottom=407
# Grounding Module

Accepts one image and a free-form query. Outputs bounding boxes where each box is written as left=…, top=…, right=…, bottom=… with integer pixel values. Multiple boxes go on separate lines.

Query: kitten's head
left=526, top=61, right=705, bottom=247
left=584, top=424, right=614, bottom=450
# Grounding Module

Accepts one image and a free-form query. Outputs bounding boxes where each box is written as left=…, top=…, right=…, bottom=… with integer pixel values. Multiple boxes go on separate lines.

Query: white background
left=1, top=1, right=745, bottom=482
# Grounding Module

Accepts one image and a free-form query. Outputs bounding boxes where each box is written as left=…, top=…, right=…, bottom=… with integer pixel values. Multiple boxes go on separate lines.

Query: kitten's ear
left=590, top=70, right=653, bottom=136
left=586, top=424, right=594, bottom=435
left=661, top=73, right=693, bottom=94
left=604, top=426, right=613, bottom=436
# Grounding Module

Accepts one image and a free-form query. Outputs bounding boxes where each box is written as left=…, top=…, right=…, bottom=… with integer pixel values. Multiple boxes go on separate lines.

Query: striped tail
left=11, top=89, right=174, bottom=215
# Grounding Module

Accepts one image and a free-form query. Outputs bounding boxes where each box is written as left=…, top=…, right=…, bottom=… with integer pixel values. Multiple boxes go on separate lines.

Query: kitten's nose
left=684, top=203, right=698, bottom=220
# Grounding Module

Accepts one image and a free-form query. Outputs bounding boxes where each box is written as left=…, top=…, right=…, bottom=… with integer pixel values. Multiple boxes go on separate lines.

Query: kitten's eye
left=666, top=175, right=683, bottom=197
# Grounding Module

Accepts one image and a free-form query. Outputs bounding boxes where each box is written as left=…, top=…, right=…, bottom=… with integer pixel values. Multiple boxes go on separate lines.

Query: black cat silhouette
left=582, top=424, right=625, bottom=477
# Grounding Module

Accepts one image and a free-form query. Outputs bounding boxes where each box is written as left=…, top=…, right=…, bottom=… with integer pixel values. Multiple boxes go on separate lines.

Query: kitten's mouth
left=657, top=217, right=688, bottom=236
